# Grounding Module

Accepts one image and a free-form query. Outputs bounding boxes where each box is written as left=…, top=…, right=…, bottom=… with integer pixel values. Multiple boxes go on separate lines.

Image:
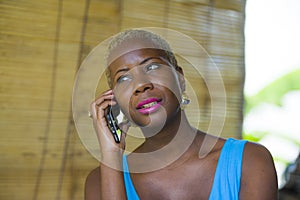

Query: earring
left=180, top=91, right=190, bottom=110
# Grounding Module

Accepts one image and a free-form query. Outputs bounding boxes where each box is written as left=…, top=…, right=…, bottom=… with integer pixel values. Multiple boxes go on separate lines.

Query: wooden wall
left=0, top=0, right=246, bottom=199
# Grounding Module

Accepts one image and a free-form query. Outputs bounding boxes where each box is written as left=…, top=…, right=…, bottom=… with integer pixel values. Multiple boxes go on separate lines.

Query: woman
left=85, top=29, right=278, bottom=199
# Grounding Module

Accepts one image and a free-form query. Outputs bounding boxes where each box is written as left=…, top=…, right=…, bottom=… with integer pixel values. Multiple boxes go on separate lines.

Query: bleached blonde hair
left=105, top=29, right=177, bottom=87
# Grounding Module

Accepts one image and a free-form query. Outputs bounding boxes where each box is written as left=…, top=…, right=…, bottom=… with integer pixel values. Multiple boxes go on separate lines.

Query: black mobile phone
left=105, top=105, right=122, bottom=143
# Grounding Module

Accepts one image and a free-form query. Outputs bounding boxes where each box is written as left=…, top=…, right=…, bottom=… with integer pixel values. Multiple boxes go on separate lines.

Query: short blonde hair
left=105, top=29, right=177, bottom=87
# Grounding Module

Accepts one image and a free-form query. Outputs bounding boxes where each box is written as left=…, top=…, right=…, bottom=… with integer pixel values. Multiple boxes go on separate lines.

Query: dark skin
left=86, top=40, right=278, bottom=200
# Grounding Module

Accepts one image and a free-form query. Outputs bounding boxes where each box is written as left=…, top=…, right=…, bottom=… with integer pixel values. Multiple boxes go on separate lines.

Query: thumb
left=119, top=120, right=130, bottom=137
left=119, top=120, right=130, bottom=150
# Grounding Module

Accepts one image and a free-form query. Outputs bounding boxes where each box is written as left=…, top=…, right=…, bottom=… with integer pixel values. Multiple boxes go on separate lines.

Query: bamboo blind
left=0, top=0, right=246, bottom=199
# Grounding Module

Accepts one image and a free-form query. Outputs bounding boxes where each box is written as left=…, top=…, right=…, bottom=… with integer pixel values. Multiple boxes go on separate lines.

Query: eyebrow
left=114, top=68, right=129, bottom=77
left=139, top=57, right=158, bottom=65
left=114, top=57, right=162, bottom=77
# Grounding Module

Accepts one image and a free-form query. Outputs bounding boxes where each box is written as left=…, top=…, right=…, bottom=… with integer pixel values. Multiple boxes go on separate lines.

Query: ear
left=175, top=65, right=186, bottom=92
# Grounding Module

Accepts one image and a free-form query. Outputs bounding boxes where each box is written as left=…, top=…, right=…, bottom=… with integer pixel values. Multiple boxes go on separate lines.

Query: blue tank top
left=123, top=138, right=247, bottom=200
left=123, top=154, right=140, bottom=200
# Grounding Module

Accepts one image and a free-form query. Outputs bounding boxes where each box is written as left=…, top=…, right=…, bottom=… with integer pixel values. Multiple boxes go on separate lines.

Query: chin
left=144, top=115, right=179, bottom=140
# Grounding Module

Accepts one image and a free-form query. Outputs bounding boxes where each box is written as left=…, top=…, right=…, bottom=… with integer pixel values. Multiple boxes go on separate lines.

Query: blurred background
left=244, top=0, right=300, bottom=198
left=0, top=0, right=299, bottom=199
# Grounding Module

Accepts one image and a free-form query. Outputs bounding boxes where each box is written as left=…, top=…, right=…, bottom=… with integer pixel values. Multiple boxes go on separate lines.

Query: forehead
left=107, top=38, right=166, bottom=66
left=107, top=44, right=170, bottom=80
left=109, top=48, right=167, bottom=69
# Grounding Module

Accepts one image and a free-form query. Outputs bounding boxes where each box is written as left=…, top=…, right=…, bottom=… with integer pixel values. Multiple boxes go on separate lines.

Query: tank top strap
left=123, top=155, right=140, bottom=200
left=209, top=138, right=247, bottom=200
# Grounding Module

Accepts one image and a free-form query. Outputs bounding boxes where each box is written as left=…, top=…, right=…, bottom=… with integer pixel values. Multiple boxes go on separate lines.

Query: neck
left=138, top=110, right=197, bottom=153
left=127, top=111, right=204, bottom=173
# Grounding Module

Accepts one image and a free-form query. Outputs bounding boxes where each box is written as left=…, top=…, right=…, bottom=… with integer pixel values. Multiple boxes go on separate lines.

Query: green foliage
left=245, top=69, right=300, bottom=114
left=242, top=131, right=269, bottom=143
left=243, top=67, right=300, bottom=178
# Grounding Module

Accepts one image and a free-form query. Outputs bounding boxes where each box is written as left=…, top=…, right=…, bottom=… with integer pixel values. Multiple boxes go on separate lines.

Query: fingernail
left=104, top=89, right=113, bottom=94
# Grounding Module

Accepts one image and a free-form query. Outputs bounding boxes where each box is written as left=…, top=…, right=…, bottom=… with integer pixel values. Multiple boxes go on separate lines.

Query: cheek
left=114, top=89, right=132, bottom=117
left=149, top=73, right=182, bottom=100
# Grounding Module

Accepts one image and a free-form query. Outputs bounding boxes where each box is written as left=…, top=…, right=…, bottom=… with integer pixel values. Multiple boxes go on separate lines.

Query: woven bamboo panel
left=0, top=0, right=245, bottom=199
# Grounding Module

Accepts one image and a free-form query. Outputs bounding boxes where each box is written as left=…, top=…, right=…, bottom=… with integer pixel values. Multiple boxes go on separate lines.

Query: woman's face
left=108, top=43, right=184, bottom=131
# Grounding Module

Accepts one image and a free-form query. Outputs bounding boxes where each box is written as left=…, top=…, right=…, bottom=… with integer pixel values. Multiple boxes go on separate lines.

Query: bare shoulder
left=242, top=142, right=276, bottom=176
left=240, top=141, right=278, bottom=199
left=85, top=167, right=101, bottom=200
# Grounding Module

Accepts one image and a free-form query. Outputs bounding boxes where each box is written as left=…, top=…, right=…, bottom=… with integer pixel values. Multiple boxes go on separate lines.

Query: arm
left=85, top=167, right=101, bottom=200
left=85, top=90, right=128, bottom=200
left=99, top=153, right=127, bottom=200
left=239, top=142, right=278, bottom=200
left=85, top=162, right=127, bottom=200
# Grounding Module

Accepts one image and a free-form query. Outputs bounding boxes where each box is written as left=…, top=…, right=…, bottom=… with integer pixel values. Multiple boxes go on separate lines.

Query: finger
left=103, top=89, right=113, bottom=95
left=96, top=101, right=117, bottom=122
left=96, top=90, right=113, bottom=100
left=119, top=121, right=130, bottom=136
left=90, top=100, right=116, bottom=120
left=120, top=130, right=126, bottom=150
left=91, top=89, right=114, bottom=106
left=119, top=121, right=131, bottom=149
left=90, top=95, right=113, bottom=118
left=89, top=91, right=114, bottom=117
left=94, top=94, right=115, bottom=106
left=120, top=135, right=126, bottom=150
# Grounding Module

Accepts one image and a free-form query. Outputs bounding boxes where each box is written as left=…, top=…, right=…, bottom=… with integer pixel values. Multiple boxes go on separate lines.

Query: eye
left=116, top=74, right=131, bottom=83
left=145, top=63, right=160, bottom=72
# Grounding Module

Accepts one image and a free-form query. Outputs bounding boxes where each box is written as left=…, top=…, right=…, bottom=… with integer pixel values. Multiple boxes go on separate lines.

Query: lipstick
left=136, top=98, right=162, bottom=114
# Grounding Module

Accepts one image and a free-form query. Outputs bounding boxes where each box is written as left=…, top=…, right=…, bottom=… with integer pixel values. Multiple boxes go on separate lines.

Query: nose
left=130, top=66, right=154, bottom=94
left=134, top=82, right=154, bottom=94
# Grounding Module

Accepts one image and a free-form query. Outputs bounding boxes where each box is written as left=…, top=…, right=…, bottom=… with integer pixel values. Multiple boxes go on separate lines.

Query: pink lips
left=136, top=98, right=162, bottom=114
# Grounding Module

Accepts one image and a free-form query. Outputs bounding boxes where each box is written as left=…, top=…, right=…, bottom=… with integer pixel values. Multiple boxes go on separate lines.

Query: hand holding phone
left=105, top=105, right=122, bottom=143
